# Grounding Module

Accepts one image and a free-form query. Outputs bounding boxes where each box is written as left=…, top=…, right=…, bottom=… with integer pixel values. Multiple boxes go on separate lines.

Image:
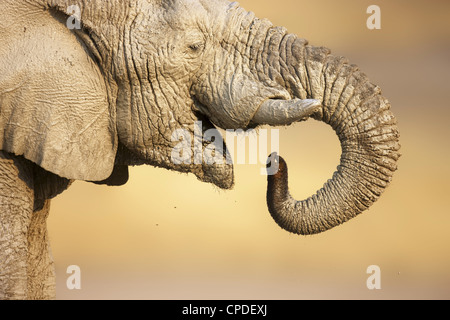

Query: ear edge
left=0, top=9, right=118, bottom=181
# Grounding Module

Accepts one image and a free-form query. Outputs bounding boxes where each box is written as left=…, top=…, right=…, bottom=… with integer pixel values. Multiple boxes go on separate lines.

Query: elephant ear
left=0, top=8, right=117, bottom=181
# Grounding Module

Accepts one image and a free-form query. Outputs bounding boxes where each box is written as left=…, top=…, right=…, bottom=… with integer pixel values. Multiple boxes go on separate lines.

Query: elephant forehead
left=141, top=0, right=230, bottom=31
left=166, top=0, right=228, bottom=16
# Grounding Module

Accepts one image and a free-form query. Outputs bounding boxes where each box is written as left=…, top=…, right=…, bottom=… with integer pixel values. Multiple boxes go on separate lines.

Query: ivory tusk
left=252, top=98, right=322, bottom=126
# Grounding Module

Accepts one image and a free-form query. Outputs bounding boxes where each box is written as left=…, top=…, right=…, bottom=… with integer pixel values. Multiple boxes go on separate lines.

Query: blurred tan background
left=49, top=0, right=450, bottom=299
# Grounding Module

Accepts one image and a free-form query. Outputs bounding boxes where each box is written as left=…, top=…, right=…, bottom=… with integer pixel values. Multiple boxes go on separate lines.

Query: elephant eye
left=188, top=42, right=205, bottom=53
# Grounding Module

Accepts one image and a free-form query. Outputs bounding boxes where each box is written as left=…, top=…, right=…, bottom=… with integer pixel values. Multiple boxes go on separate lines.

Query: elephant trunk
left=259, top=30, right=401, bottom=235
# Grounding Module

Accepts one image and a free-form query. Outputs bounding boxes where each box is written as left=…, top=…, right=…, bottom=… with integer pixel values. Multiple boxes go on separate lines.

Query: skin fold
left=0, top=0, right=400, bottom=299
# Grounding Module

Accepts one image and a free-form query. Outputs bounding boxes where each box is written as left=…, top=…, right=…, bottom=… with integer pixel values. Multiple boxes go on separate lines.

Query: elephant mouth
left=192, top=96, right=210, bottom=119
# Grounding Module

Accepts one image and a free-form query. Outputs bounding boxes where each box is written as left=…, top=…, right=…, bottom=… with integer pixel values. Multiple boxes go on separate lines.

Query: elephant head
left=0, top=0, right=400, bottom=235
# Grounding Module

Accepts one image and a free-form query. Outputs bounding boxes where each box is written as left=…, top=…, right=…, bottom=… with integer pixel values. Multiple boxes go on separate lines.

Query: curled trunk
left=262, top=32, right=401, bottom=235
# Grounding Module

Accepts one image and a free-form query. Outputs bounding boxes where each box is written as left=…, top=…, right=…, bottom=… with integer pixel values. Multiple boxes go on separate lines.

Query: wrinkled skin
left=0, top=0, right=400, bottom=299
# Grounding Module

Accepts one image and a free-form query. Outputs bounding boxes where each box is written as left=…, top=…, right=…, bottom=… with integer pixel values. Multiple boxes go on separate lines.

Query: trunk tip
left=266, top=152, right=286, bottom=177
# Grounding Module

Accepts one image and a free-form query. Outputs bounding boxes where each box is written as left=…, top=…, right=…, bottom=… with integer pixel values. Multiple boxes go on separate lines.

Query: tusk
left=252, top=98, right=322, bottom=126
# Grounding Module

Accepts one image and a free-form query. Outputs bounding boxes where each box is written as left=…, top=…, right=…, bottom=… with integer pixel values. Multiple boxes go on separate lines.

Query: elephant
left=0, top=0, right=400, bottom=299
